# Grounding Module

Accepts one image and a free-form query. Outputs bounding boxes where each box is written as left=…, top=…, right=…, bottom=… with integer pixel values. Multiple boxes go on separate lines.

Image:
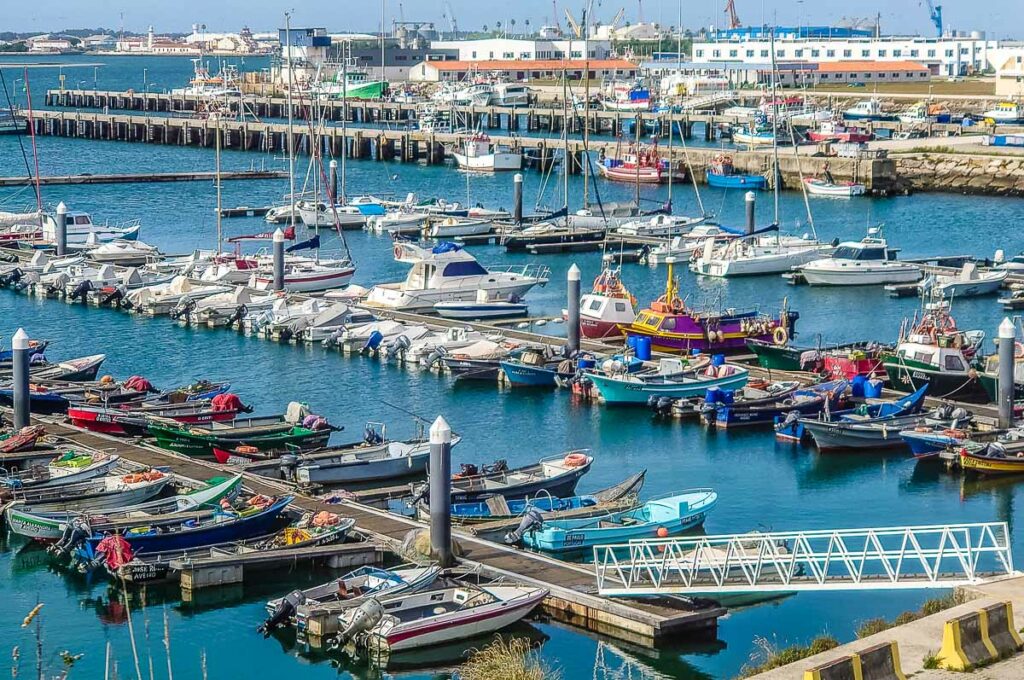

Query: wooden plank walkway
left=0, top=170, right=286, bottom=187
left=35, top=418, right=724, bottom=648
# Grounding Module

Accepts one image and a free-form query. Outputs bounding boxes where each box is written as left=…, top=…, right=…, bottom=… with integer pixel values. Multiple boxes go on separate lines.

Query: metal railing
left=593, top=523, right=1016, bottom=596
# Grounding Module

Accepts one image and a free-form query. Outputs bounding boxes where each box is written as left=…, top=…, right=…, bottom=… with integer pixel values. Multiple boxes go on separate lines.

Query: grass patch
left=738, top=634, right=839, bottom=678
left=855, top=591, right=970, bottom=638
left=922, top=652, right=942, bottom=669
left=459, top=635, right=555, bottom=680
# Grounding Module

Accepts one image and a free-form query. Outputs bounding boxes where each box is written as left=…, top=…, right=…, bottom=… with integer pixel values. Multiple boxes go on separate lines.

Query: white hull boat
left=453, top=133, right=522, bottom=172
left=332, top=320, right=432, bottom=354
left=615, top=214, right=708, bottom=237
left=691, top=235, right=834, bottom=277
left=298, top=202, right=368, bottom=229
left=803, top=177, right=866, bottom=198
left=86, top=239, right=159, bottom=266
left=250, top=260, right=356, bottom=293
left=367, top=212, right=429, bottom=235
left=926, top=263, right=1008, bottom=298
left=295, top=440, right=434, bottom=485
left=126, top=277, right=232, bottom=316
left=427, top=217, right=491, bottom=238
left=185, top=287, right=282, bottom=327
left=646, top=226, right=735, bottom=265
left=798, top=228, right=920, bottom=286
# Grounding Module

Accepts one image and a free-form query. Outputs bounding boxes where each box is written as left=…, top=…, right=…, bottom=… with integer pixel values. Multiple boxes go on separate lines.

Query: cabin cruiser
left=615, top=214, right=708, bottom=237
left=433, top=82, right=495, bottom=107
left=575, top=262, right=637, bottom=339
left=85, top=239, right=159, bottom=266
left=43, top=210, right=141, bottom=246
left=453, top=133, right=522, bottom=172
left=842, top=98, right=896, bottom=122
left=491, top=82, right=531, bottom=107
left=364, top=241, right=548, bottom=313
left=125, top=276, right=232, bottom=316
left=690, top=227, right=834, bottom=277
left=796, top=227, right=920, bottom=286
left=982, top=102, right=1024, bottom=124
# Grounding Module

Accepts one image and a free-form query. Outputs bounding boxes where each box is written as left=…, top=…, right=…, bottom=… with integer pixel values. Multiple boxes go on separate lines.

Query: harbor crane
left=564, top=8, right=583, bottom=38
left=724, top=0, right=742, bottom=29
left=923, top=0, right=943, bottom=37
left=442, top=0, right=459, bottom=37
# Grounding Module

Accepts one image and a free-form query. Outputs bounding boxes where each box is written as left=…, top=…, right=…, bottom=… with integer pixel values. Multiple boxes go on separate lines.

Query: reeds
left=459, top=636, right=555, bottom=680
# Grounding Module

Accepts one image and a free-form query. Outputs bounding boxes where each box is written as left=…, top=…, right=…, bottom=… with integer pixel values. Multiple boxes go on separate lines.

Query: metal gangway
left=593, top=523, right=1017, bottom=597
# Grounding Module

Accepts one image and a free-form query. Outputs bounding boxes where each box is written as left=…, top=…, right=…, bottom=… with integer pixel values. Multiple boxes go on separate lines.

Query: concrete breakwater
left=892, top=151, right=1024, bottom=196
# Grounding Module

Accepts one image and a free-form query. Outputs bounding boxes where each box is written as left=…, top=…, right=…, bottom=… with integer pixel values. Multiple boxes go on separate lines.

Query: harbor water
left=2, top=55, right=1024, bottom=679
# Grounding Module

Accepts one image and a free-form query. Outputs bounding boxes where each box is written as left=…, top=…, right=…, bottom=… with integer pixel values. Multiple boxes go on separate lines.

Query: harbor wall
left=891, top=152, right=1024, bottom=196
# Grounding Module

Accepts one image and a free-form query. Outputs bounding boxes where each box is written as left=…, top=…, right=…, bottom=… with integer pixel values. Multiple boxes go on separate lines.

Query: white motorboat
left=797, top=228, right=921, bottom=286
left=491, top=82, right=531, bottom=107
left=803, top=177, right=866, bottom=198
left=433, top=298, right=528, bottom=320
left=924, top=262, right=1008, bottom=298
left=332, top=582, right=547, bottom=653
left=385, top=326, right=491, bottom=365
left=0, top=251, right=84, bottom=277
left=43, top=211, right=141, bottom=246
left=426, top=216, right=492, bottom=238
left=365, top=241, right=548, bottom=313
left=181, top=286, right=282, bottom=327
left=453, top=133, right=522, bottom=172
left=690, top=230, right=834, bottom=277
left=40, top=264, right=121, bottom=294
left=295, top=438, right=437, bottom=485
left=86, top=239, right=159, bottom=266
left=263, top=299, right=354, bottom=342
left=249, top=258, right=356, bottom=293
left=199, top=256, right=262, bottom=285
left=125, top=276, right=232, bottom=316
left=645, top=226, right=735, bottom=265
left=615, top=214, right=708, bottom=237
left=982, top=102, right=1024, bottom=124
left=367, top=211, right=429, bottom=235
left=264, top=200, right=304, bottom=224
left=843, top=98, right=895, bottom=121
left=153, top=249, right=220, bottom=276
left=297, top=201, right=370, bottom=229
left=996, top=250, right=1024, bottom=272
left=331, top=320, right=432, bottom=354
left=433, top=82, right=494, bottom=107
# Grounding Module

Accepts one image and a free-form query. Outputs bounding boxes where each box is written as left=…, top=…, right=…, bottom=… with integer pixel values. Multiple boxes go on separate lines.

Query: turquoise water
left=2, top=56, right=1024, bottom=680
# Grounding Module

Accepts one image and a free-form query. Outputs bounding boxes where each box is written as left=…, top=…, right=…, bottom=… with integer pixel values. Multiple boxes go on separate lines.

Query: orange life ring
left=563, top=452, right=589, bottom=468
left=393, top=244, right=402, bottom=259
left=1015, top=342, right=1024, bottom=360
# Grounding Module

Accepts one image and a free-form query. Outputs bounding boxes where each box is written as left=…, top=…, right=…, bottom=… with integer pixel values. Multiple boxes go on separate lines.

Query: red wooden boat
left=67, top=394, right=249, bottom=436
left=0, top=425, right=46, bottom=453
left=806, top=120, right=873, bottom=144
left=597, top=142, right=685, bottom=184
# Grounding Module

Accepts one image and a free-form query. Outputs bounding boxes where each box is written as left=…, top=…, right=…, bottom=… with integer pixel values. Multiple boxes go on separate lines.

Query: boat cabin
left=392, top=242, right=491, bottom=290
left=830, top=237, right=896, bottom=262
left=892, top=341, right=972, bottom=374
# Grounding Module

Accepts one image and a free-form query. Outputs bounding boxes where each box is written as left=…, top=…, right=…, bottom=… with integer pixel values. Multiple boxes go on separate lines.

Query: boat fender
left=258, top=590, right=307, bottom=638
left=504, top=506, right=545, bottom=545
left=1016, top=342, right=1024, bottom=360
left=773, top=327, right=788, bottom=346
left=330, top=598, right=385, bottom=650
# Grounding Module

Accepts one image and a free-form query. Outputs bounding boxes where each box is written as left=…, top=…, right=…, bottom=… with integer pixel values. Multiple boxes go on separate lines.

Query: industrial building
left=409, top=58, right=637, bottom=83
left=428, top=37, right=614, bottom=62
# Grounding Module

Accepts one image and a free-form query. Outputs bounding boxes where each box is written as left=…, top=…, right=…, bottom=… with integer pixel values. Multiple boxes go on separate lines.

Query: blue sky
left=6, top=0, right=1019, bottom=40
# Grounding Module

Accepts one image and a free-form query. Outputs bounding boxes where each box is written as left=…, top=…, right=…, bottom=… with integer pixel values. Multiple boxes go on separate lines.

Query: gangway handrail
left=593, top=522, right=1016, bottom=596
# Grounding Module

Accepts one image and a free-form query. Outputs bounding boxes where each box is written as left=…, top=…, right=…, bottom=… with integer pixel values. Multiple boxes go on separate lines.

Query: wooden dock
left=0, top=170, right=286, bottom=187
left=30, top=419, right=724, bottom=649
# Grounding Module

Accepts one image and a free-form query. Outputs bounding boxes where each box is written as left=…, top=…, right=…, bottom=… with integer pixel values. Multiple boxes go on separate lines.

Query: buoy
left=657, top=527, right=669, bottom=538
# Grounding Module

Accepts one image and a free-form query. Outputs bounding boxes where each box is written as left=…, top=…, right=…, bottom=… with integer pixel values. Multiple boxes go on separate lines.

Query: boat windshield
left=833, top=245, right=885, bottom=261
left=442, top=261, right=488, bottom=277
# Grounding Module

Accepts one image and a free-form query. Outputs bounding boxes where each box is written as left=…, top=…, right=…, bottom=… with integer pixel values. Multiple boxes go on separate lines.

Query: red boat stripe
left=384, top=596, right=542, bottom=646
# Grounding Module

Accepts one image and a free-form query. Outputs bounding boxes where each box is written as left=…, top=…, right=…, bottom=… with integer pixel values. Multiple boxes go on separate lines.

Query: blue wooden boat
left=713, top=379, right=848, bottom=428
left=899, top=410, right=972, bottom=459
left=515, top=489, right=717, bottom=553
left=587, top=363, right=749, bottom=405
left=0, top=388, right=70, bottom=415
left=500, top=353, right=575, bottom=387
left=706, top=155, right=767, bottom=189
left=0, top=340, right=49, bottom=363
left=74, top=495, right=293, bottom=566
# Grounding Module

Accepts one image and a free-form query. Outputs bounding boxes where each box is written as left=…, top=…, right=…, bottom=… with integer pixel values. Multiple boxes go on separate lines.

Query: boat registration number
left=563, top=532, right=586, bottom=547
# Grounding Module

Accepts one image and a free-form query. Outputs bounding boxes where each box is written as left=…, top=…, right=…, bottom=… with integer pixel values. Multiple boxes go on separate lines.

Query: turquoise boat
left=516, top=489, right=717, bottom=553
left=586, top=364, right=749, bottom=405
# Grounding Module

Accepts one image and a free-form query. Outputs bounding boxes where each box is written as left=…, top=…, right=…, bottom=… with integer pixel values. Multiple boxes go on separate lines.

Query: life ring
left=773, top=326, right=789, bottom=347
left=393, top=244, right=402, bottom=259
left=563, top=452, right=589, bottom=467
left=1015, top=342, right=1024, bottom=360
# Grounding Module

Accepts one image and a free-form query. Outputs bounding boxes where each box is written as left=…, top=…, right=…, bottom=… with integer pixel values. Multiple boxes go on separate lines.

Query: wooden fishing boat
left=499, top=349, right=576, bottom=387
left=3, top=470, right=170, bottom=514
left=436, top=453, right=594, bottom=504
left=803, top=177, right=866, bottom=198
left=147, top=412, right=333, bottom=458
left=71, top=495, right=294, bottom=571
left=261, top=565, right=442, bottom=636
left=958, top=440, right=1024, bottom=475
left=0, top=386, right=72, bottom=415
left=587, top=362, right=749, bottom=405
left=745, top=338, right=889, bottom=379
left=706, top=154, right=766, bottom=189
left=711, top=380, right=848, bottom=428
left=0, top=450, right=118, bottom=491
left=332, top=581, right=548, bottom=653
left=0, top=425, right=46, bottom=453
left=5, top=475, right=242, bottom=541
left=26, top=354, right=106, bottom=382
left=68, top=395, right=248, bottom=436
left=784, top=385, right=931, bottom=450
left=514, top=489, right=717, bottom=553
left=900, top=415, right=973, bottom=460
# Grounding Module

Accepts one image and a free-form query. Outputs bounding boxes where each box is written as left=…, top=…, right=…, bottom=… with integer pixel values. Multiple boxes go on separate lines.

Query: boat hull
left=882, top=358, right=991, bottom=404
left=801, top=266, right=921, bottom=286
left=706, top=172, right=767, bottom=189
left=800, top=419, right=911, bottom=451
left=295, top=445, right=430, bottom=485
left=588, top=369, right=749, bottom=405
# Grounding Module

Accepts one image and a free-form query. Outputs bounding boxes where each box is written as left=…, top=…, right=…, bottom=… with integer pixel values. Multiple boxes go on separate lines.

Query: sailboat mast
left=341, top=49, right=348, bottom=203
left=582, top=2, right=590, bottom=208
left=562, top=69, right=570, bottom=229
left=284, top=13, right=296, bottom=227
left=215, top=114, right=223, bottom=253
left=769, top=28, right=780, bottom=226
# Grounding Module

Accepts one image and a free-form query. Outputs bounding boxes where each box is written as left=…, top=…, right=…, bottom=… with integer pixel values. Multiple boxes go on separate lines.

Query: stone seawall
left=893, top=152, right=1024, bottom=196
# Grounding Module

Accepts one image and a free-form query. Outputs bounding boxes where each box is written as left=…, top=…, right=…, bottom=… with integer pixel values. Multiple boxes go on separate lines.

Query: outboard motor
left=361, top=330, right=385, bottom=355
left=258, top=589, right=307, bottom=638
left=363, top=426, right=383, bottom=446
left=933, top=404, right=954, bottom=421
left=323, top=327, right=344, bottom=348
left=329, top=598, right=385, bottom=651
left=0, top=267, right=24, bottom=288
left=504, top=506, right=545, bottom=545
left=69, top=279, right=93, bottom=302
left=100, top=285, right=127, bottom=308
left=424, top=345, right=448, bottom=369
left=987, top=442, right=1008, bottom=458
left=48, top=516, right=92, bottom=557
left=385, top=334, right=411, bottom=361
left=170, top=297, right=197, bottom=321
left=408, top=482, right=429, bottom=506
left=950, top=407, right=971, bottom=429
left=225, top=303, right=247, bottom=330
left=278, top=325, right=295, bottom=344
left=278, top=454, right=299, bottom=482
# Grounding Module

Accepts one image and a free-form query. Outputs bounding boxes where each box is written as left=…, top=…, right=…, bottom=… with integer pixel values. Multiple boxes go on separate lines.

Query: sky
left=4, top=0, right=1020, bottom=40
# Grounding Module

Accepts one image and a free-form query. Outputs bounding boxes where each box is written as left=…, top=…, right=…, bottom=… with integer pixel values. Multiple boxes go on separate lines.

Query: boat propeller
left=69, top=279, right=94, bottom=301
left=504, top=506, right=545, bottom=546
left=257, top=589, right=306, bottom=638
left=328, top=598, right=385, bottom=652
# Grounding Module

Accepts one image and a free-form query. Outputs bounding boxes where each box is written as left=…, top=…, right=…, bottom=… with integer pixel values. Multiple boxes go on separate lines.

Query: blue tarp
left=718, top=223, right=780, bottom=236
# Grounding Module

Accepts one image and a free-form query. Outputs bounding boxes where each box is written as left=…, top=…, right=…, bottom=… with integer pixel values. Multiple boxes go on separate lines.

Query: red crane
left=724, top=0, right=742, bottom=29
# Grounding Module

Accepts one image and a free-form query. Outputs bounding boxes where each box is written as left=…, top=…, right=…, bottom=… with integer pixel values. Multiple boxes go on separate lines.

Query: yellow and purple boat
left=619, top=258, right=798, bottom=354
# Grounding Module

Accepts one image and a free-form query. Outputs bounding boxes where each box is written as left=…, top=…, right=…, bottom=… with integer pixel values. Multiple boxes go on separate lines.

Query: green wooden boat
left=147, top=419, right=332, bottom=459
left=745, top=339, right=805, bottom=371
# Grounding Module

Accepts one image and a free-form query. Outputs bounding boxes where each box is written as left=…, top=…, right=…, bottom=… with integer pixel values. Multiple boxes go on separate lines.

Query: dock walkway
left=38, top=419, right=723, bottom=648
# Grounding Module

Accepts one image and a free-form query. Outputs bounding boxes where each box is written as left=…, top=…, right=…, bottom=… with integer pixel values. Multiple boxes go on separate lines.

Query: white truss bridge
left=593, top=523, right=1017, bottom=597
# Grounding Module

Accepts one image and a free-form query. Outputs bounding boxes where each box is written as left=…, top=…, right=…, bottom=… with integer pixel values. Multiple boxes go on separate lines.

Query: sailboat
left=690, top=34, right=833, bottom=278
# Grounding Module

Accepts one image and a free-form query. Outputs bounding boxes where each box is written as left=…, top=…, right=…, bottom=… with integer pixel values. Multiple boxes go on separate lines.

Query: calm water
left=2, top=56, right=1024, bottom=680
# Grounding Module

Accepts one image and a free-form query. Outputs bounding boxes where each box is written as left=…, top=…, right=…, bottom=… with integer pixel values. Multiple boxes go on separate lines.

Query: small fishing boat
left=745, top=338, right=889, bottom=379
left=439, top=339, right=522, bottom=380
left=587, top=361, right=749, bottom=405
left=67, top=395, right=249, bottom=436
left=146, top=405, right=333, bottom=458
left=782, top=385, right=930, bottom=450
left=261, top=565, right=442, bottom=636
left=512, top=489, right=717, bottom=553
left=427, top=216, right=492, bottom=238
left=922, top=263, right=1008, bottom=298
left=574, top=263, right=637, bottom=340
left=26, top=353, right=107, bottom=382
left=597, top=142, right=684, bottom=184
left=71, top=495, right=294, bottom=571
left=843, top=99, right=897, bottom=122
left=802, top=177, right=866, bottom=198
left=3, top=470, right=170, bottom=513
left=0, top=386, right=71, bottom=415
left=331, top=581, right=548, bottom=653
left=806, top=120, right=873, bottom=143
left=0, top=425, right=46, bottom=454
left=500, top=348, right=576, bottom=388
left=5, top=475, right=242, bottom=542
left=899, top=409, right=973, bottom=459
left=709, top=379, right=848, bottom=428
left=0, top=450, right=118, bottom=491
left=453, top=132, right=522, bottom=172
left=958, top=440, right=1024, bottom=475
left=797, top=227, right=920, bottom=286
left=436, top=453, right=594, bottom=503
left=706, top=154, right=767, bottom=189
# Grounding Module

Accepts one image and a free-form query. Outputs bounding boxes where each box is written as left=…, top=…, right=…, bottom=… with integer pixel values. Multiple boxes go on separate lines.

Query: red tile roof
left=816, top=60, right=929, bottom=73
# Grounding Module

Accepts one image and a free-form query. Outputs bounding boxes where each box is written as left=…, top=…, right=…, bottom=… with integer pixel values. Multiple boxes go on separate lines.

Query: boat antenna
left=284, top=12, right=297, bottom=228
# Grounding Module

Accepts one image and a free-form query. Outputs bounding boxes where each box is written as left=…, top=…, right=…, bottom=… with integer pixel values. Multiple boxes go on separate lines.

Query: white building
left=994, top=48, right=1024, bottom=98
left=429, top=37, right=613, bottom=61
left=692, top=35, right=1004, bottom=77
left=27, top=35, right=73, bottom=53
left=591, top=22, right=665, bottom=42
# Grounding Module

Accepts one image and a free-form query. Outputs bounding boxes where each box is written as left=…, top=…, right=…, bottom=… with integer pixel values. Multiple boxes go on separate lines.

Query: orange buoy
left=657, top=527, right=669, bottom=538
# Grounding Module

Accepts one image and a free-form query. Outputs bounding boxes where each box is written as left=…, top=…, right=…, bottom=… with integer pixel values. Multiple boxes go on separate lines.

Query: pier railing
left=593, top=523, right=1017, bottom=596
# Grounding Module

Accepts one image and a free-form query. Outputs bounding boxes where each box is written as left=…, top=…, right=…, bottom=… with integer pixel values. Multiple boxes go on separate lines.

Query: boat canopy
left=286, top=234, right=320, bottom=252
left=432, top=242, right=463, bottom=254
left=718, top=223, right=779, bottom=236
